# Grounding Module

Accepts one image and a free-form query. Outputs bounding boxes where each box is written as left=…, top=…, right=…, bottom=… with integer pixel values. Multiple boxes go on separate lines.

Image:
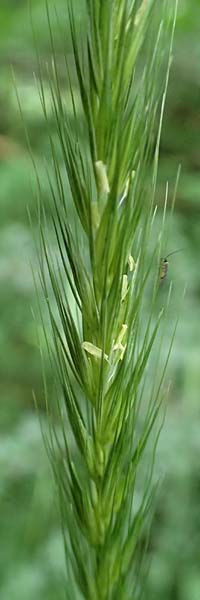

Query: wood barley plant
left=34, top=1, right=178, bottom=599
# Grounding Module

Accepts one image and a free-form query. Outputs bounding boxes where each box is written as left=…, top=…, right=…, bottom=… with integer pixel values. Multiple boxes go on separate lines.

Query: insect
left=160, top=249, right=183, bottom=282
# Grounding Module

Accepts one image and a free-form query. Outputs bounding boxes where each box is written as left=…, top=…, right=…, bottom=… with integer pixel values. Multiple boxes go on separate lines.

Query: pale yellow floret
left=82, top=342, right=108, bottom=361
left=113, top=342, right=127, bottom=361
left=123, top=178, right=130, bottom=200
left=95, top=161, right=110, bottom=195
left=128, top=255, right=135, bottom=272
left=113, top=324, right=128, bottom=359
left=121, top=274, right=128, bottom=301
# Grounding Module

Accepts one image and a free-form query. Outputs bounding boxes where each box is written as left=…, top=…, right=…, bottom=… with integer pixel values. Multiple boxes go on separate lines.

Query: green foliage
left=0, top=409, right=66, bottom=600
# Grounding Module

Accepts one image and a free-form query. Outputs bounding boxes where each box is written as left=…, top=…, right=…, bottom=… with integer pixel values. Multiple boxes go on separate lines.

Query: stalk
left=36, top=1, right=178, bottom=599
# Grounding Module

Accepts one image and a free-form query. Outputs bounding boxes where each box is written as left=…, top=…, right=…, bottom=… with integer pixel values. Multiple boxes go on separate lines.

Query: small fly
left=160, top=249, right=183, bottom=283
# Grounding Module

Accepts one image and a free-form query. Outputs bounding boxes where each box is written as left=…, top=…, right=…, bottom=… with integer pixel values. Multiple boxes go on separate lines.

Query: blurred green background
left=0, top=1, right=200, bottom=599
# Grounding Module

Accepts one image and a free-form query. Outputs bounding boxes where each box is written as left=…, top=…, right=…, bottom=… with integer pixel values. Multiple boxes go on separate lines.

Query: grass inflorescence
left=34, top=1, right=178, bottom=598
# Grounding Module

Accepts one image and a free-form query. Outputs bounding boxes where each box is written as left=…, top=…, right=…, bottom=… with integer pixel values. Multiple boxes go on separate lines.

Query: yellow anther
left=113, top=324, right=128, bottom=357
left=113, top=342, right=126, bottom=360
left=82, top=342, right=108, bottom=361
left=95, top=161, right=110, bottom=195
left=121, top=275, right=128, bottom=301
left=128, top=255, right=135, bottom=272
